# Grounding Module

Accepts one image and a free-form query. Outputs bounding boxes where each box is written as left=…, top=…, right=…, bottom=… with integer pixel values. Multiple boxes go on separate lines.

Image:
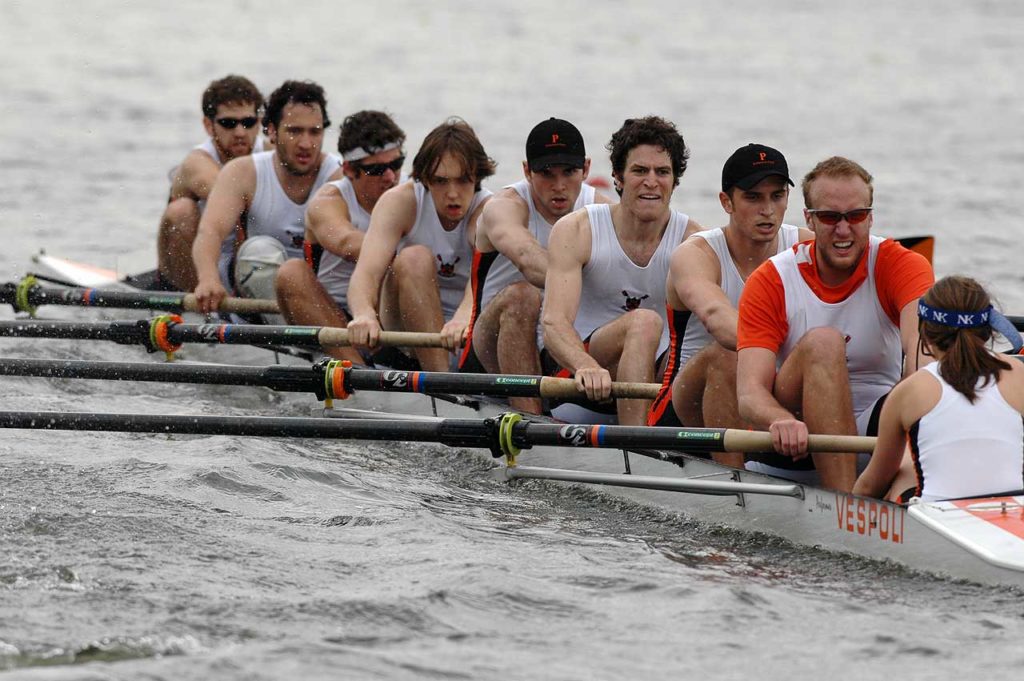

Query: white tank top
left=314, top=177, right=372, bottom=312
left=245, top=150, right=341, bottom=259
left=912, top=362, right=1024, bottom=502
left=772, top=235, right=902, bottom=418
left=478, top=180, right=597, bottom=310
left=573, top=204, right=690, bottom=356
left=399, top=181, right=492, bottom=320
left=676, top=224, right=801, bottom=367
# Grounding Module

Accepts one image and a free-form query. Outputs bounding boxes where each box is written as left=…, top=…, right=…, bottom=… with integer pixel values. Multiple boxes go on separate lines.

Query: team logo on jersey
left=436, top=254, right=461, bottom=278
left=621, top=290, right=649, bottom=311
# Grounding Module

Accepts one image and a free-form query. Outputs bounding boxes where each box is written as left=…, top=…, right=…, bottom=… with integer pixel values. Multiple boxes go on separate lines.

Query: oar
left=0, top=409, right=876, bottom=456
left=0, top=358, right=661, bottom=401
left=0, top=318, right=448, bottom=352
left=1, top=279, right=279, bottom=316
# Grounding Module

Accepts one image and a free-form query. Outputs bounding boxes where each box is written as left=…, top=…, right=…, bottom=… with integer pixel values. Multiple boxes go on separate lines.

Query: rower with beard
left=736, top=156, right=934, bottom=492
left=273, top=111, right=406, bottom=365
left=192, top=80, right=342, bottom=313
left=541, top=116, right=703, bottom=426
left=346, top=118, right=495, bottom=373
left=647, top=144, right=812, bottom=469
left=157, top=75, right=267, bottom=291
left=459, top=118, right=610, bottom=414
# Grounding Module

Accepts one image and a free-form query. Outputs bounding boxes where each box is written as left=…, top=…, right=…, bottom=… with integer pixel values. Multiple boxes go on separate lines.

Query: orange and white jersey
left=738, top=235, right=933, bottom=419
left=572, top=203, right=690, bottom=356
left=910, top=362, right=1024, bottom=502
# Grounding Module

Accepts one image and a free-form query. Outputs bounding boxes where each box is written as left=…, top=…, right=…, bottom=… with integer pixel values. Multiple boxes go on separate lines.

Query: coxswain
left=345, top=118, right=495, bottom=372
left=854, top=275, right=1024, bottom=502
left=736, top=156, right=935, bottom=492
left=647, top=144, right=813, bottom=468
left=459, top=117, right=610, bottom=413
left=191, top=80, right=342, bottom=313
left=156, top=75, right=267, bottom=291
left=541, top=116, right=703, bottom=425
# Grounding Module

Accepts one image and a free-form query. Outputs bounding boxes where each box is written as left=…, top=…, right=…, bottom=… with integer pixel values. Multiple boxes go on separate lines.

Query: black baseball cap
left=526, top=118, right=586, bottom=171
left=721, top=143, right=794, bottom=192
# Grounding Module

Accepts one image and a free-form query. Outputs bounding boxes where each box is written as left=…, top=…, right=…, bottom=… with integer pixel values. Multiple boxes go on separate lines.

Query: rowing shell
left=320, top=387, right=1024, bottom=590
left=22, top=250, right=1024, bottom=588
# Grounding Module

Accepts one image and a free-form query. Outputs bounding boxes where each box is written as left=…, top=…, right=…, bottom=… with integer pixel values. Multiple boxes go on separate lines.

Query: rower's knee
left=624, top=308, right=663, bottom=348
left=274, top=258, right=315, bottom=298
left=392, top=245, right=437, bottom=282
left=798, top=327, right=847, bottom=363
left=160, top=198, right=200, bottom=241
left=496, top=282, right=541, bottom=321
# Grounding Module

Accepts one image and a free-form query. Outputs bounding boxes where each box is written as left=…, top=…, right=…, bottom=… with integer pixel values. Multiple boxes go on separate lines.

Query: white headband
left=342, top=141, right=402, bottom=162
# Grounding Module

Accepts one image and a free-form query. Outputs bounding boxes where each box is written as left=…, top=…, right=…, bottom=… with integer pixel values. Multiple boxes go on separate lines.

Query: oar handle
left=722, top=430, right=876, bottom=454
left=538, top=376, right=661, bottom=400
left=317, top=328, right=450, bottom=348
left=180, top=294, right=280, bottom=315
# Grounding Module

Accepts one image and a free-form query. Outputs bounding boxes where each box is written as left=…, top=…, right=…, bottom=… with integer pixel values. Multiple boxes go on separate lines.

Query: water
left=1, top=1, right=1024, bottom=678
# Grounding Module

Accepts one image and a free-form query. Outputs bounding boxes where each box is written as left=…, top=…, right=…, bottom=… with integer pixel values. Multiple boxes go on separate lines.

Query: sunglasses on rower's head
left=807, top=208, right=873, bottom=226
left=355, top=156, right=405, bottom=176
left=214, top=116, right=259, bottom=130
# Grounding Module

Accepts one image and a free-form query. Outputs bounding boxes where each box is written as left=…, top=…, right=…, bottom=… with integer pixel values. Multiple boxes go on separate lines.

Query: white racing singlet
left=244, top=150, right=341, bottom=259
left=478, top=179, right=597, bottom=310
left=398, top=182, right=491, bottom=320
left=910, top=362, right=1024, bottom=501
left=572, top=203, right=689, bottom=356
left=315, top=177, right=371, bottom=312
left=676, top=224, right=801, bottom=367
left=772, top=235, right=902, bottom=425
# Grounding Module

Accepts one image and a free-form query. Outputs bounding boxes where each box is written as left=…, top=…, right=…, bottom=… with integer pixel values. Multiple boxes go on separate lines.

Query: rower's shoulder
left=681, top=216, right=706, bottom=240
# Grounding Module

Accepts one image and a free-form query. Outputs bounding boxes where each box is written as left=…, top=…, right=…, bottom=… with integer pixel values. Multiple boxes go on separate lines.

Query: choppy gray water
left=1, top=1, right=1024, bottom=678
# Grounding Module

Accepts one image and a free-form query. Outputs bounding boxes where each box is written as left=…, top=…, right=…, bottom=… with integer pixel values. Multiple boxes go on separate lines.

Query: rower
left=541, top=116, right=703, bottom=425
left=736, top=156, right=934, bottom=492
left=345, top=118, right=495, bottom=372
left=273, top=111, right=406, bottom=364
left=459, top=118, right=611, bottom=413
left=647, top=144, right=813, bottom=467
left=156, top=75, right=267, bottom=291
left=854, top=276, right=1024, bottom=502
left=191, top=80, right=342, bottom=314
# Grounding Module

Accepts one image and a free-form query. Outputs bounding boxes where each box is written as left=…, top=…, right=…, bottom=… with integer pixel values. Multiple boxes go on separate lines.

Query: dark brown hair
left=264, top=80, right=330, bottom=130
left=337, top=110, right=405, bottom=156
left=201, top=75, right=263, bottom=119
left=606, top=116, right=689, bottom=195
left=801, top=156, right=874, bottom=208
left=920, top=275, right=1010, bottom=402
left=411, top=117, right=496, bottom=191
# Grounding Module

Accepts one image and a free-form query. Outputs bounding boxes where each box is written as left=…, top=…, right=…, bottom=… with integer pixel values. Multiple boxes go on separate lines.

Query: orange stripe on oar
left=410, top=372, right=423, bottom=392
left=588, top=425, right=606, bottom=446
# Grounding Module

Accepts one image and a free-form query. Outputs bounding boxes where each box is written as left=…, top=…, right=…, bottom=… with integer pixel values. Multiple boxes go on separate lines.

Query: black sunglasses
left=355, top=156, right=405, bottom=176
left=215, top=116, right=259, bottom=130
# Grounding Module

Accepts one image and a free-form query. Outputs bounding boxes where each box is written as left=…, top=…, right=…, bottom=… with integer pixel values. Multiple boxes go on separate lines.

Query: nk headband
left=341, top=141, right=402, bottom=162
left=918, top=299, right=1024, bottom=352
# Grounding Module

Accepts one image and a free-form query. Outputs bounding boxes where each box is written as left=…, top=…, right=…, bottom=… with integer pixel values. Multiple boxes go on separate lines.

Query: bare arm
left=541, top=212, right=597, bottom=374
left=671, top=239, right=738, bottom=349
left=438, top=197, right=490, bottom=350
left=477, top=194, right=548, bottom=288
left=305, top=183, right=364, bottom=262
left=191, top=157, right=254, bottom=310
left=346, top=183, right=417, bottom=346
left=853, top=379, right=914, bottom=498
left=737, top=347, right=809, bottom=457
left=170, top=150, right=221, bottom=202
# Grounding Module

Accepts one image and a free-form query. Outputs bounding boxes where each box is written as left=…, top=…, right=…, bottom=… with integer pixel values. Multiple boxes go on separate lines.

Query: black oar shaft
left=1, top=282, right=280, bottom=315
left=0, top=358, right=320, bottom=394
left=0, top=411, right=496, bottom=449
